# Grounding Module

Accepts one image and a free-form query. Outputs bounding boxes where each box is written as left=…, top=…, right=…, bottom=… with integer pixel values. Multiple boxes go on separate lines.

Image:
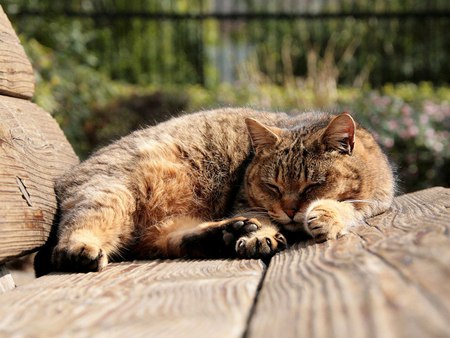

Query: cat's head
left=244, top=112, right=358, bottom=232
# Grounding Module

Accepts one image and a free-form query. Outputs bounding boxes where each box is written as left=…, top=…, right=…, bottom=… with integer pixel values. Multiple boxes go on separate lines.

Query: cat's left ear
left=245, top=118, right=281, bottom=151
left=322, top=112, right=356, bottom=155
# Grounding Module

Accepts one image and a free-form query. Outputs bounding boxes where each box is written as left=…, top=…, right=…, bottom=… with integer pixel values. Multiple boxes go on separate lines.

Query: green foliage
left=4, top=0, right=449, bottom=87
left=23, top=38, right=139, bottom=157
left=85, top=90, right=188, bottom=153
left=4, top=1, right=448, bottom=193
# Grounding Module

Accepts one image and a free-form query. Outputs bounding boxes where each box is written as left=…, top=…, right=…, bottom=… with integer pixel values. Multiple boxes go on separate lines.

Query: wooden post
left=0, top=5, right=79, bottom=266
left=0, top=5, right=34, bottom=99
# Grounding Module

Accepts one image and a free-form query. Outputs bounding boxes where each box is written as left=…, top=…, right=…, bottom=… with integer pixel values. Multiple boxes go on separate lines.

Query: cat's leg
left=144, top=215, right=286, bottom=259
left=304, top=198, right=391, bottom=242
left=52, top=182, right=136, bottom=272
left=189, top=217, right=287, bottom=259
left=180, top=217, right=263, bottom=258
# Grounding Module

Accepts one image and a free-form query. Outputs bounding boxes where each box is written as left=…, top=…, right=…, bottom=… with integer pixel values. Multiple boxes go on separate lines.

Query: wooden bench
left=1, top=7, right=449, bottom=338
left=0, top=188, right=449, bottom=337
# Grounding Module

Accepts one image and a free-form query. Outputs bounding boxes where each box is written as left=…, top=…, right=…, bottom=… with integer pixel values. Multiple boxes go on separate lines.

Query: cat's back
left=59, top=109, right=282, bottom=179
left=133, top=108, right=283, bottom=147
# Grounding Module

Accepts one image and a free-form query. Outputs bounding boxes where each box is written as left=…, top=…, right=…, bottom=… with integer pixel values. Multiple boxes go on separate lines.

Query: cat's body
left=48, top=108, right=394, bottom=272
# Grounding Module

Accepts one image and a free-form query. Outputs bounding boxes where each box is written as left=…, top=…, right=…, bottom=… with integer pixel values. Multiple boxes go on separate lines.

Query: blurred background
left=3, top=0, right=450, bottom=193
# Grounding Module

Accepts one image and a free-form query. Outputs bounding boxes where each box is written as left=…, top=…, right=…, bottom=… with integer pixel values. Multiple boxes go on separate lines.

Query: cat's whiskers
left=240, top=210, right=269, bottom=218
left=342, top=199, right=376, bottom=204
left=247, top=207, right=267, bottom=213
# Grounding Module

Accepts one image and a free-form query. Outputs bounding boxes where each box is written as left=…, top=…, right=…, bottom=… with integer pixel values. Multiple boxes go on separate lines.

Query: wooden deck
left=0, top=187, right=449, bottom=338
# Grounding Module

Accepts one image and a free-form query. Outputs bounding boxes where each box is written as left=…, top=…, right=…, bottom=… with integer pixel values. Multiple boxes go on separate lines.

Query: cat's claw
left=306, top=216, right=318, bottom=225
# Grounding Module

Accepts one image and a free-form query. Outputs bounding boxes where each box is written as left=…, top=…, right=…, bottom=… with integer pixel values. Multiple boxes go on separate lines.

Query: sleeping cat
left=47, top=108, right=394, bottom=272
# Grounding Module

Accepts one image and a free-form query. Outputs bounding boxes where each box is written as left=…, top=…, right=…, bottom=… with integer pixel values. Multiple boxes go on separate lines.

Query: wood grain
left=247, top=187, right=450, bottom=338
left=0, top=259, right=265, bottom=337
left=0, top=265, right=15, bottom=293
left=0, top=6, right=34, bottom=99
left=0, top=95, right=78, bottom=264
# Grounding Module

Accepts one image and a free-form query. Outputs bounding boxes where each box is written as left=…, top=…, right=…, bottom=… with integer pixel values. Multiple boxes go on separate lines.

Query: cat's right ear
left=245, top=118, right=281, bottom=151
left=321, top=112, right=356, bottom=155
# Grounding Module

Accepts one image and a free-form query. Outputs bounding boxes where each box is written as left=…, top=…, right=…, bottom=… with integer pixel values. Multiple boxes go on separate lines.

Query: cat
left=46, top=108, right=395, bottom=273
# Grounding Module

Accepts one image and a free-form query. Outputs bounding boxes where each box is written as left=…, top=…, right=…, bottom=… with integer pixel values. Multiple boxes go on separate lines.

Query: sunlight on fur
left=38, top=108, right=394, bottom=275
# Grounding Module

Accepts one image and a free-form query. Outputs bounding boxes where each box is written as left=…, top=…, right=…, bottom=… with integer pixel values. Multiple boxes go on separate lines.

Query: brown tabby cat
left=48, top=108, right=394, bottom=272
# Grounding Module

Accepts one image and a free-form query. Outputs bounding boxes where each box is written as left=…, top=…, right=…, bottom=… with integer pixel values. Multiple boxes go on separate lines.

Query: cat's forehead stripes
left=273, top=136, right=310, bottom=184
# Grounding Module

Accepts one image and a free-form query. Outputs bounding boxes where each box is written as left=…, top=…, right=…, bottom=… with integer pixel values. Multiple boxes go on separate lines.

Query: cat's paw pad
left=305, top=201, right=347, bottom=243
left=222, top=217, right=261, bottom=246
left=235, top=232, right=287, bottom=258
left=52, top=240, right=107, bottom=272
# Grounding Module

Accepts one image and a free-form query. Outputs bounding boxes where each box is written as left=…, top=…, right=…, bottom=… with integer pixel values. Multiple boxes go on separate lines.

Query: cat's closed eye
left=264, top=182, right=282, bottom=197
left=302, top=182, right=322, bottom=195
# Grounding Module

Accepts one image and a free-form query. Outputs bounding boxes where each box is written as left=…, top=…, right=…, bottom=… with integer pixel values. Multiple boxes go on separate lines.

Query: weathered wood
left=0, top=6, right=34, bottom=99
left=248, top=187, right=450, bottom=338
left=0, top=95, right=78, bottom=264
left=0, top=259, right=265, bottom=337
left=0, top=265, right=15, bottom=293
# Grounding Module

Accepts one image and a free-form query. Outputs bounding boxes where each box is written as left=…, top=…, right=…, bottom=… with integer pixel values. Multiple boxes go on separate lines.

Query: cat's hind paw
left=221, top=217, right=261, bottom=246
left=52, top=239, right=108, bottom=273
left=178, top=217, right=261, bottom=257
left=235, top=230, right=287, bottom=259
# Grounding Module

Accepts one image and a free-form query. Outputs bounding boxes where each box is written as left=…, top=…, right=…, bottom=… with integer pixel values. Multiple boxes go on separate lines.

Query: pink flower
left=407, top=125, right=419, bottom=137
left=401, top=105, right=412, bottom=117
left=403, top=116, right=414, bottom=127
left=419, top=114, right=429, bottom=124
left=387, top=120, right=399, bottom=130
left=425, top=128, right=435, bottom=138
left=382, top=136, right=394, bottom=148
left=433, top=142, right=444, bottom=152
left=372, top=95, right=391, bottom=108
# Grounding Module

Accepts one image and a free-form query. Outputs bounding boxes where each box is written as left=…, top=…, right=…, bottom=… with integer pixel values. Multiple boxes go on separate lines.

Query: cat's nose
left=284, top=208, right=297, bottom=219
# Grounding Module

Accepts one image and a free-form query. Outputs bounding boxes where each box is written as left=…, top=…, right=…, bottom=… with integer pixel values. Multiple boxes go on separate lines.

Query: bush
left=86, top=91, right=188, bottom=152
left=344, top=84, right=450, bottom=193
left=24, top=38, right=143, bottom=158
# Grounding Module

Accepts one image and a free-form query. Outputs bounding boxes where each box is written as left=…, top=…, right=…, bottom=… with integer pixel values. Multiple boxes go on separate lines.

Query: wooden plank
left=247, top=187, right=450, bottom=338
left=0, top=6, right=34, bottom=99
left=5, top=255, right=35, bottom=286
left=0, top=95, right=78, bottom=264
left=0, top=259, right=264, bottom=337
left=0, top=265, right=15, bottom=293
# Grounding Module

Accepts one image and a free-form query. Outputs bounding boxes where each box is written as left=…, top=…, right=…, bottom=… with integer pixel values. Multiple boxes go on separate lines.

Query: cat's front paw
left=235, top=231, right=287, bottom=259
left=52, top=238, right=108, bottom=272
left=305, top=200, right=348, bottom=243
